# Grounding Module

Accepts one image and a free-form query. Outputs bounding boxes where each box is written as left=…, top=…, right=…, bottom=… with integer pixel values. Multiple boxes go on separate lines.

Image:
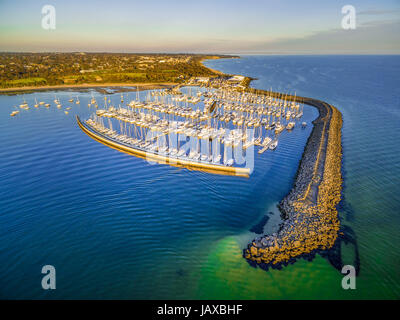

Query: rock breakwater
left=244, top=91, right=343, bottom=269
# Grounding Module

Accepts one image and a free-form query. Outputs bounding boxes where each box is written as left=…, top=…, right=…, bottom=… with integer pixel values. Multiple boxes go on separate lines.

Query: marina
left=79, top=86, right=305, bottom=176
left=7, top=80, right=342, bottom=269
left=2, top=54, right=399, bottom=300
left=8, top=84, right=307, bottom=177
left=0, top=0, right=398, bottom=301
left=0, top=85, right=320, bottom=299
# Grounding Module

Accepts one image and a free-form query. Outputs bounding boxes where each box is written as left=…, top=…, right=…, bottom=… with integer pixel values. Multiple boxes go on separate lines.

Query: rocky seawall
left=243, top=89, right=343, bottom=269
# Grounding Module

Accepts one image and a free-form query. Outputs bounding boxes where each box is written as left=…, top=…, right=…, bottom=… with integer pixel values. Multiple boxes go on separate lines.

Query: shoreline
left=0, top=82, right=177, bottom=94
left=0, top=55, right=235, bottom=95
left=198, top=56, right=235, bottom=75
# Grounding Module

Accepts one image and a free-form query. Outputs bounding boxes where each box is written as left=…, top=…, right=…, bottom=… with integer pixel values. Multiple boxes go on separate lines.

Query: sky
left=0, top=0, right=399, bottom=54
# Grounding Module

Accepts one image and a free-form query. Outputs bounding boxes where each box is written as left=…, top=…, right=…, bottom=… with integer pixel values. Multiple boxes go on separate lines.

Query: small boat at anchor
left=269, top=140, right=278, bottom=150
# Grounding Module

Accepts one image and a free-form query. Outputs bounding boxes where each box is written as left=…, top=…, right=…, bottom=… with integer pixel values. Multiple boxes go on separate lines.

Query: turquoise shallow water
left=1, top=55, right=399, bottom=299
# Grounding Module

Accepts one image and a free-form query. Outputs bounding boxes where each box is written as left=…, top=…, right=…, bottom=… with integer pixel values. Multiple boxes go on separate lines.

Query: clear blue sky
left=0, top=0, right=399, bottom=53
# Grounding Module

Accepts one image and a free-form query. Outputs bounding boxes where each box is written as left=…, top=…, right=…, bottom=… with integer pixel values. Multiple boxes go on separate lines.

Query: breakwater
left=77, top=116, right=251, bottom=178
left=244, top=88, right=343, bottom=269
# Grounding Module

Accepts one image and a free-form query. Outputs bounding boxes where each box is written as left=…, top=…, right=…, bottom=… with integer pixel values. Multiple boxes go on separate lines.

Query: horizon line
left=1, top=51, right=400, bottom=56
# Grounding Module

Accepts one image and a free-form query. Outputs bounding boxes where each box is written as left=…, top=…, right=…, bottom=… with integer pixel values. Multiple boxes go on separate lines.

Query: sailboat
left=90, top=93, right=96, bottom=105
left=19, top=96, right=29, bottom=109
left=10, top=107, right=20, bottom=116
left=286, top=121, right=295, bottom=130
left=269, top=140, right=278, bottom=150
left=80, top=85, right=303, bottom=174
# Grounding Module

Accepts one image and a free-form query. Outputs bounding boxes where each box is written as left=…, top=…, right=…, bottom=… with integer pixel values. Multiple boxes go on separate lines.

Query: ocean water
left=0, top=55, right=399, bottom=299
left=204, top=55, right=400, bottom=299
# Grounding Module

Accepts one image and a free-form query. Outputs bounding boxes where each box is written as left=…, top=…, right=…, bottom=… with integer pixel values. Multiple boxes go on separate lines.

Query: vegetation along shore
left=0, top=53, right=237, bottom=90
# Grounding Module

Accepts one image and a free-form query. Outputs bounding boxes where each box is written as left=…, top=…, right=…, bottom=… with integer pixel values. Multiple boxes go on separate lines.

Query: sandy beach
left=199, top=56, right=234, bottom=75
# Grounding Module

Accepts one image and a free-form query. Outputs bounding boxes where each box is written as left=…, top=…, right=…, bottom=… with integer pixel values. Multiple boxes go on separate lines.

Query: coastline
left=198, top=56, right=235, bottom=75
left=0, top=55, right=235, bottom=95
left=0, top=82, right=177, bottom=95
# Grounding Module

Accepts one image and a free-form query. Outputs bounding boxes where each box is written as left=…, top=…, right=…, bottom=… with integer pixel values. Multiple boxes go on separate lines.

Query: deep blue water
left=1, top=55, right=399, bottom=299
